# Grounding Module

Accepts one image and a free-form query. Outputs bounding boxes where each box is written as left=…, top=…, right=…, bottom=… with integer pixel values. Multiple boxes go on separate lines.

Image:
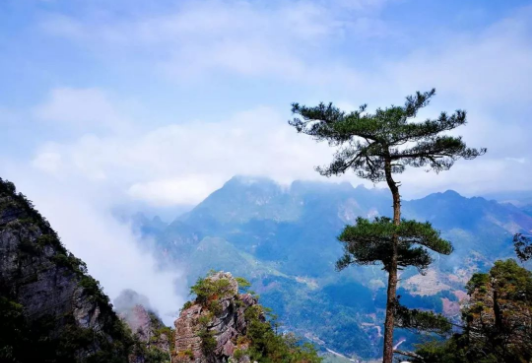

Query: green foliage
left=0, top=297, right=28, bottom=362
left=412, top=337, right=499, bottom=363
left=175, top=349, right=194, bottom=361
left=144, top=348, right=171, bottom=363
left=513, top=233, right=532, bottom=263
left=52, top=252, right=88, bottom=275
left=236, top=276, right=251, bottom=292
left=415, top=259, right=532, bottom=363
left=0, top=312, right=133, bottom=363
left=190, top=272, right=321, bottom=363
left=289, top=89, right=485, bottom=181
left=197, top=327, right=217, bottom=357
left=190, top=272, right=233, bottom=314
left=196, top=312, right=217, bottom=358
left=148, top=312, right=175, bottom=355
left=18, top=238, right=42, bottom=256
left=244, top=303, right=321, bottom=363
left=489, top=259, right=532, bottom=297
left=132, top=327, right=172, bottom=363
left=394, top=299, right=452, bottom=335
left=466, top=272, right=489, bottom=295
left=336, top=217, right=452, bottom=273
left=233, top=348, right=246, bottom=360
left=0, top=178, right=67, bottom=255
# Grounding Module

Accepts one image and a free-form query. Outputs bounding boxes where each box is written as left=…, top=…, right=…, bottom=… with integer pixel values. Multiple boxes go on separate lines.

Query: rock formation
left=173, top=272, right=262, bottom=363
left=115, top=289, right=173, bottom=362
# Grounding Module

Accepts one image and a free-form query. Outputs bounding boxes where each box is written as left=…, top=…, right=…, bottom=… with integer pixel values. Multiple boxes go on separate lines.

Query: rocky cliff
left=0, top=178, right=132, bottom=362
left=173, top=272, right=260, bottom=363
left=172, top=271, right=320, bottom=363
left=115, top=289, right=173, bottom=363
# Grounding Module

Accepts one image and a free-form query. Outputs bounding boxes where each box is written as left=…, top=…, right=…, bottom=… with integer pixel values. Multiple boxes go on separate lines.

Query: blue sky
left=1, top=0, right=532, bottom=318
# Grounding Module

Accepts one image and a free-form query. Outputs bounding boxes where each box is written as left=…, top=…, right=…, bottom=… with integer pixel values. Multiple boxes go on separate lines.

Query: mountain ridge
left=141, top=176, right=532, bottom=360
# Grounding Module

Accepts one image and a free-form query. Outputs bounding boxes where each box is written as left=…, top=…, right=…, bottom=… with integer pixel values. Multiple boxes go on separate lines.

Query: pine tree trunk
left=382, top=157, right=400, bottom=363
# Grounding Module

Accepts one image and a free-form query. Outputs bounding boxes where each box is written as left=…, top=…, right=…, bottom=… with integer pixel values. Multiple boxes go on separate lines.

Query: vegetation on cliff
left=0, top=178, right=133, bottom=362
left=177, top=271, right=321, bottom=363
left=413, top=258, right=532, bottom=363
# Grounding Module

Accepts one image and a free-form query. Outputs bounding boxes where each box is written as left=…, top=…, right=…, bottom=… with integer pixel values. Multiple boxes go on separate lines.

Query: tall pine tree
left=289, top=89, right=485, bottom=363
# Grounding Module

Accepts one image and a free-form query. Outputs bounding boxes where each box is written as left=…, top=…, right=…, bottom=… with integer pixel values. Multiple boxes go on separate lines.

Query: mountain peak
left=442, top=189, right=462, bottom=197
left=225, top=175, right=280, bottom=187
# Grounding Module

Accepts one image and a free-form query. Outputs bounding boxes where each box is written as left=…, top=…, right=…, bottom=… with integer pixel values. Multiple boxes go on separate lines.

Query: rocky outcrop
left=0, top=178, right=132, bottom=362
left=173, top=272, right=261, bottom=363
left=115, top=289, right=173, bottom=362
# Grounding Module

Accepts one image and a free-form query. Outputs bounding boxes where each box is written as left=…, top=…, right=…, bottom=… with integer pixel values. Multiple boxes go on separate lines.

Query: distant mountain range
left=134, top=176, right=532, bottom=361
left=482, top=190, right=532, bottom=218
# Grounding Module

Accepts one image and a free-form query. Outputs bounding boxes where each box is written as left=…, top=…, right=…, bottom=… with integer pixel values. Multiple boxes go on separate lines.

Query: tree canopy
left=513, top=233, right=532, bottom=263
left=336, top=217, right=453, bottom=273
left=415, top=259, right=532, bottom=363
left=290, top=89, right=486, bottom=181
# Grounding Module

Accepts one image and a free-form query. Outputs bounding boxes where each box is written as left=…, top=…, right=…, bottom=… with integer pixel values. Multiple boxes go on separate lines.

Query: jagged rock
left=115, top=289, right=173, bottom=362
left=173, top=272, right=261, bottom=363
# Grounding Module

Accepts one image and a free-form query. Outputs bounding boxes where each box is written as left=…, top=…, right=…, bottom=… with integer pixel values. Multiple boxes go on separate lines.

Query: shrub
left=190, top=272, right=233, bottom=313
left=182, top=301, right=194, bottom=311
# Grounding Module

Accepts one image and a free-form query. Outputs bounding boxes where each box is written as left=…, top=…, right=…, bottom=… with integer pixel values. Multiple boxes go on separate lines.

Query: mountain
left=0, top=178, right=134, bottom=362
left=0, top=178, right=177, bottom=363
left=482, top=190, right=532, bottom=206
left=3, top=173, right=530, bottom=362
left=482, top=190, right=532, bottom=218
left=143, top=176, right=532, bottom=361
left=0, top=176, right=320, bottom=363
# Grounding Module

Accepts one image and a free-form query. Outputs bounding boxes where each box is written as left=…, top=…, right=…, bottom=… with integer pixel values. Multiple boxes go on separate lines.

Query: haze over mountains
left=131, top=176, right=532, bottom=360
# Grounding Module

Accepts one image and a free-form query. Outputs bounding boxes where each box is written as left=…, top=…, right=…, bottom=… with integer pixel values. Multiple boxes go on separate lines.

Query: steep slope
left=0, top=178, right=133, bottom=363
left=145, top=177, right=532, bottom=360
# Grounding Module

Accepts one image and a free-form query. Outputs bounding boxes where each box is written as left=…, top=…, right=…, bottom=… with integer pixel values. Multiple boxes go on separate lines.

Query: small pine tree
left=289, top=89, right=485, bottom=363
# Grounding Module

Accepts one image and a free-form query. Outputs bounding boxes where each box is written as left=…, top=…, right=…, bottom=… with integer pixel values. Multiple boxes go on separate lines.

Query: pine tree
left=289, top=89, right=485, bottom=363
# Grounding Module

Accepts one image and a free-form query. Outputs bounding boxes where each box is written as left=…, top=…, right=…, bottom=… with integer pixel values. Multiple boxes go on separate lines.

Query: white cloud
left=40, top=0, right=388, bottom=81
left=381, top=9, right=532, bottom=105
left=28, top=82, right=530, bottom=208
left=2, top=166, right=186, bottom=325
left=29, top=1, right=532, bottom=204
left=34, top=88, right=132, bottom=133
left=32, top=101, right=335, bottom=205
left=128, top=176, right=226, bottom=206
left=32, top=151, right=62, bottom=173
left=32, top=2, right=532, bottom=201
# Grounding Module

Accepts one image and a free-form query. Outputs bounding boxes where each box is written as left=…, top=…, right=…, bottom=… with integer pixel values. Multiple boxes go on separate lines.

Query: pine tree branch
left=394, top=349, right=424, bottom=361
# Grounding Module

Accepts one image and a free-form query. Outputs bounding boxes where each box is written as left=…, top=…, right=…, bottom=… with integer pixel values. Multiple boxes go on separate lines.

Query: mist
left=3, top=166, right=187, bottom=326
